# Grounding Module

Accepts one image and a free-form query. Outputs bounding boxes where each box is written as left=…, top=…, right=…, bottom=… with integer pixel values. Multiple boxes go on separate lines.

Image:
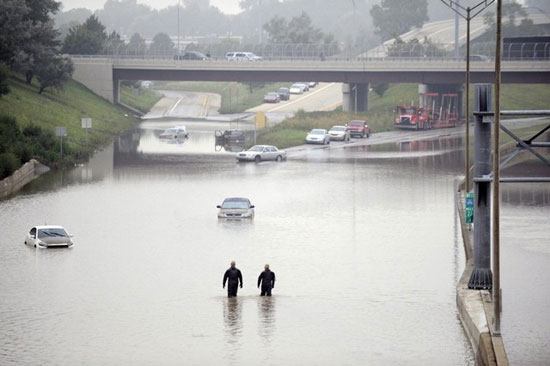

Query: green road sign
left=465, top=192, right=474, bottom=224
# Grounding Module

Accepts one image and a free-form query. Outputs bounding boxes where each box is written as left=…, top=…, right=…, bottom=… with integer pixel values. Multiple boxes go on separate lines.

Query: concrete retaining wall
left=456, top=190, right=509, bottom=366
left=0, top=159, right=50, bottom=199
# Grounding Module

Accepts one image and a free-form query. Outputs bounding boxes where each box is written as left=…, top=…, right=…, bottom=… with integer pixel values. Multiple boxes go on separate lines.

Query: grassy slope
left=0, top=76, right=137, bottom=159
left=154, top=81, right=289, bottom=113
left=119, top=86, right=162, bottom=114
left=258, top=83, right=550, bottom=149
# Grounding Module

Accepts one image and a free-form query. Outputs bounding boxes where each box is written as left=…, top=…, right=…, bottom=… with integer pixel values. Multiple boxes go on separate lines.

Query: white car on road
left=24, top=226, right=74, bottom=248
left=329, top=125, right=351, bottom=141
left=289, top=83, right=306, bottom=94
left=305, top=129, right=331, bottom=145
left=236, top=145, right=287, bottom=163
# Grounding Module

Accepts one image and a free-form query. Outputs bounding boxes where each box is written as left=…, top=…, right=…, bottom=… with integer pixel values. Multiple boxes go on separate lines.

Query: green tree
left=263, top=16, right=289, bottom=43
left=370, top=0, right=429, bottom=41
left=127, top=33, right=147, bottom=56
left=104, top=31, right=126, bottom=55
left=263, top=12, right=335, bottom=45
left=483, top=0, right=539, bottom=39
left=0, top=63, right=10, bottom=98
left=62, top=15, right=107, bottom=54
left=372, top=83, right=389, bottom=97
left=35, top=54, right=73, bottom=94
left=149, top=33, right=174, bottom=55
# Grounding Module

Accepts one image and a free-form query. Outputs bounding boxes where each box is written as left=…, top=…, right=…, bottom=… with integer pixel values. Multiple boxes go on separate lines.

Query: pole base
left=468, top=268, right=493, bottom=290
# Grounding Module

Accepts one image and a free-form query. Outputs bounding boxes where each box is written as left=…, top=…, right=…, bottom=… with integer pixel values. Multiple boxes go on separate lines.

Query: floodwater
left=2, top=121, right=481, bottom=365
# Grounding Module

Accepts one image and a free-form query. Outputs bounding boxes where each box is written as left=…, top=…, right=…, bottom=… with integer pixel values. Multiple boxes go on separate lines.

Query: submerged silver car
left=24, top=226, right=74, bottom=248
left=217, top=198, right=255, bottom=219
left=236, top=145, right=287, bottom=163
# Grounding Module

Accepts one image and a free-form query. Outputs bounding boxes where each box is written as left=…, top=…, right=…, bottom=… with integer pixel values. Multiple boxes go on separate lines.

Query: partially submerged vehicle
left=24, top=226, right=74, bottom=248
left=217, top=198, right=255, bottom=219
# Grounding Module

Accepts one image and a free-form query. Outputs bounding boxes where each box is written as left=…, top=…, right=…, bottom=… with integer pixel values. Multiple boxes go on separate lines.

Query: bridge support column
left=342, top=83, right=369, bottom=113
left=468, top=84, right=493, bottom=290
left=113, top=79, right=120, bottom=104
left=420, top=84, right=464, bottom=120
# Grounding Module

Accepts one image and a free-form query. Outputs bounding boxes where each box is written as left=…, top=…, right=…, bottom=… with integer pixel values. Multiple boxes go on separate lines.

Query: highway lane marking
left=266, top=83, right=338, bottom=112
left=201, top=95, right=209, bottom=117
left=168, top=97, right=184, bottom=115
left=321, top=100, right=342, bottom=111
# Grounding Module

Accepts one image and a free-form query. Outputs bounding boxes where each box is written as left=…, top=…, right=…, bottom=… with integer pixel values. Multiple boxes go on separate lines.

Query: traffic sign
left=55, top=127, right=67, bottom=137
left=465, top=192, right=474, bottom=224
left=81, top=118, right=92, bottom=129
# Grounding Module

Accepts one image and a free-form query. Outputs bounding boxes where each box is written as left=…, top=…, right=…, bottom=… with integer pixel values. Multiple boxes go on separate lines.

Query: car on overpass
left=226, top=52, right=262, bottom=61
left=159, top=126, right=188, bottom=139
left=236, top=145, right=287, bottom=163
left=174, top=51, right=210, bottom=60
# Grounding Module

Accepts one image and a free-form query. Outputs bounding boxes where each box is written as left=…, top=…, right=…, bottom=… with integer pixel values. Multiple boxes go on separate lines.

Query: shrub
left=0, top=152, right=20, bottom=180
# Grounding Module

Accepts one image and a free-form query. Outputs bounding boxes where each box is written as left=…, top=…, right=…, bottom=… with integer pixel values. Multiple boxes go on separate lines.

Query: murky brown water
left=0, top=121, right=487, bottom=365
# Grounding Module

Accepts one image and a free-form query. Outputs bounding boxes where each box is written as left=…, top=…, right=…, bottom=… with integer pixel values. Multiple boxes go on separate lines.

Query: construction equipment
left=395, top=92, right=461, bottom=130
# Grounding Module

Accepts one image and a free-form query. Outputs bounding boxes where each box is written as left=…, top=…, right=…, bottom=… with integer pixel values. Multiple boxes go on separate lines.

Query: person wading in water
left=257, top=264, right=275, bottom=296
left=223, top=261, right=243, bottom=298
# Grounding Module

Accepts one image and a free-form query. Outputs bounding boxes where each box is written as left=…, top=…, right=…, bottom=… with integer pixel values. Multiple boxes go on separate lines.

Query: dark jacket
left=223, top=267, right=243, bottom=287
left=257, top=269, right=275, bottom=289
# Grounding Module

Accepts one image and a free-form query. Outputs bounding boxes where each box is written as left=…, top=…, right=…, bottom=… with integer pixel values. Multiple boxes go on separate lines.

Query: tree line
left=0, top=0, right=73, bottom=97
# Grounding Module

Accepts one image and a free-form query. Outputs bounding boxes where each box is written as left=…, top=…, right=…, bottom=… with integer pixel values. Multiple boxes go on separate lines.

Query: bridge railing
left=71, top=42, right=550, bottom=62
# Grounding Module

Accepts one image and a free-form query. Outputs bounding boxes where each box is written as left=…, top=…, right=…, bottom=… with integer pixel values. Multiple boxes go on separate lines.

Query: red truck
left=346, top=120, right=371, bottom=138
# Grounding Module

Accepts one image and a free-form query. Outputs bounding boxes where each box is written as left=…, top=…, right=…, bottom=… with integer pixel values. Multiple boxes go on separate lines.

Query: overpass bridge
left=71, top=56, right=550, bottom=113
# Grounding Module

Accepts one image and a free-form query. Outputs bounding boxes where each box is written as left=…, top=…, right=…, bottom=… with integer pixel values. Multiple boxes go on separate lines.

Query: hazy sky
left=60, top=0, right=242, bottom=14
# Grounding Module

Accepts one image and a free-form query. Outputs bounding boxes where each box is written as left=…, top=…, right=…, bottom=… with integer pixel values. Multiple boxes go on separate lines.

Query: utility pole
left=493, top=0, right=503, bottom=337
left=454, top=0, right=460, bottom=60
left=177, top=0, right=181, bottom=54
left=440, top=0, right=495, bottom=194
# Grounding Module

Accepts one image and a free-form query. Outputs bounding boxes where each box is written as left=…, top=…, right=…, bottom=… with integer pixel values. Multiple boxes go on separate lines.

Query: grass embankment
left=154, top=81, right=289, bottom=114
left=257, top=83, right=550, bottom=149
left=120, top=85, right=162, bottom=114
left=0, top=76, right=138, bottom=176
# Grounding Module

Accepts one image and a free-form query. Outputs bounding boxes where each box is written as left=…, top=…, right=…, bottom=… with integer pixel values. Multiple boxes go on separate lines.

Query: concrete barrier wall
left=0, top=159, right=50, bottom=199
left=72, top=59, right=115, bottom=102
left=456, top=190, right=509, bottom=366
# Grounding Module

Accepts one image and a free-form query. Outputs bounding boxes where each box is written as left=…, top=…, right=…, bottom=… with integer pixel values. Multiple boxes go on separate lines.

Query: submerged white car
left=159, top=126, right=188, bottom=139
left=236, top=145, right=287, bottom=163
left=217, top=198, right=255, bottom=219
left=24, top=226, right=74, bottom=248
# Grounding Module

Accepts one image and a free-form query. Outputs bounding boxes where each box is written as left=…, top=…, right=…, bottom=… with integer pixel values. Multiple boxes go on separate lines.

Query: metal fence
left=79, top=42, right=550, bottom=62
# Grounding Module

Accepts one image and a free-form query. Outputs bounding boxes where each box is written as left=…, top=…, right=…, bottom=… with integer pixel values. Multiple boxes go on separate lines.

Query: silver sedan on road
left=305, top=129, right=331, bottom=145
left=236, top=145, right=287, bottom=163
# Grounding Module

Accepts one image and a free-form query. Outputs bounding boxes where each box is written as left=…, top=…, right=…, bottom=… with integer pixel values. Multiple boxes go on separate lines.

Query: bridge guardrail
left=77, top=42, right=550, bottom=62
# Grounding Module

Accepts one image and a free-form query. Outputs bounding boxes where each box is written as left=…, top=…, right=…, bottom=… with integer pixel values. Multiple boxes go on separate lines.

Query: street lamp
left=440, top=0, right=495, bottom=194
left=177, top=0, right=181, bottom=54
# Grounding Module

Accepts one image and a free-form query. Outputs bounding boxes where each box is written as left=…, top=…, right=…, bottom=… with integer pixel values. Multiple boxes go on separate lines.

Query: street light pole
left=440, top=0, right=495, bottom=194
left=177, top=0, right=181, bottom=54
left=493, top=0, right=503, bottom=337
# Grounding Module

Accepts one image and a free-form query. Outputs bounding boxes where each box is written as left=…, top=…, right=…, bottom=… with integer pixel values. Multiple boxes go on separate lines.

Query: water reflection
left=258, top=297, right=276, bottom=342
left=223, top=298, right=243, bottom=359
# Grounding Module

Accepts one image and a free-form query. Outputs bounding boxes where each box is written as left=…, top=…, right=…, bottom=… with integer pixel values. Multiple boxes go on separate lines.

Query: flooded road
left=0, top=120, right=490, bottom=365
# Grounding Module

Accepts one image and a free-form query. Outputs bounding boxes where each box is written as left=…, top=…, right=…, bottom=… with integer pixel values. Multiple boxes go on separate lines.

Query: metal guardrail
left=83, top=42, right=550, bottom=62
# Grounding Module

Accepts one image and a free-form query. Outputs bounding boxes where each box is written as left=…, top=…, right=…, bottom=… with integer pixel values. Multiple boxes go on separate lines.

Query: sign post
left=56, top=127, right=67, bottom=158
left=81, top=117, right=92, bottom=146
